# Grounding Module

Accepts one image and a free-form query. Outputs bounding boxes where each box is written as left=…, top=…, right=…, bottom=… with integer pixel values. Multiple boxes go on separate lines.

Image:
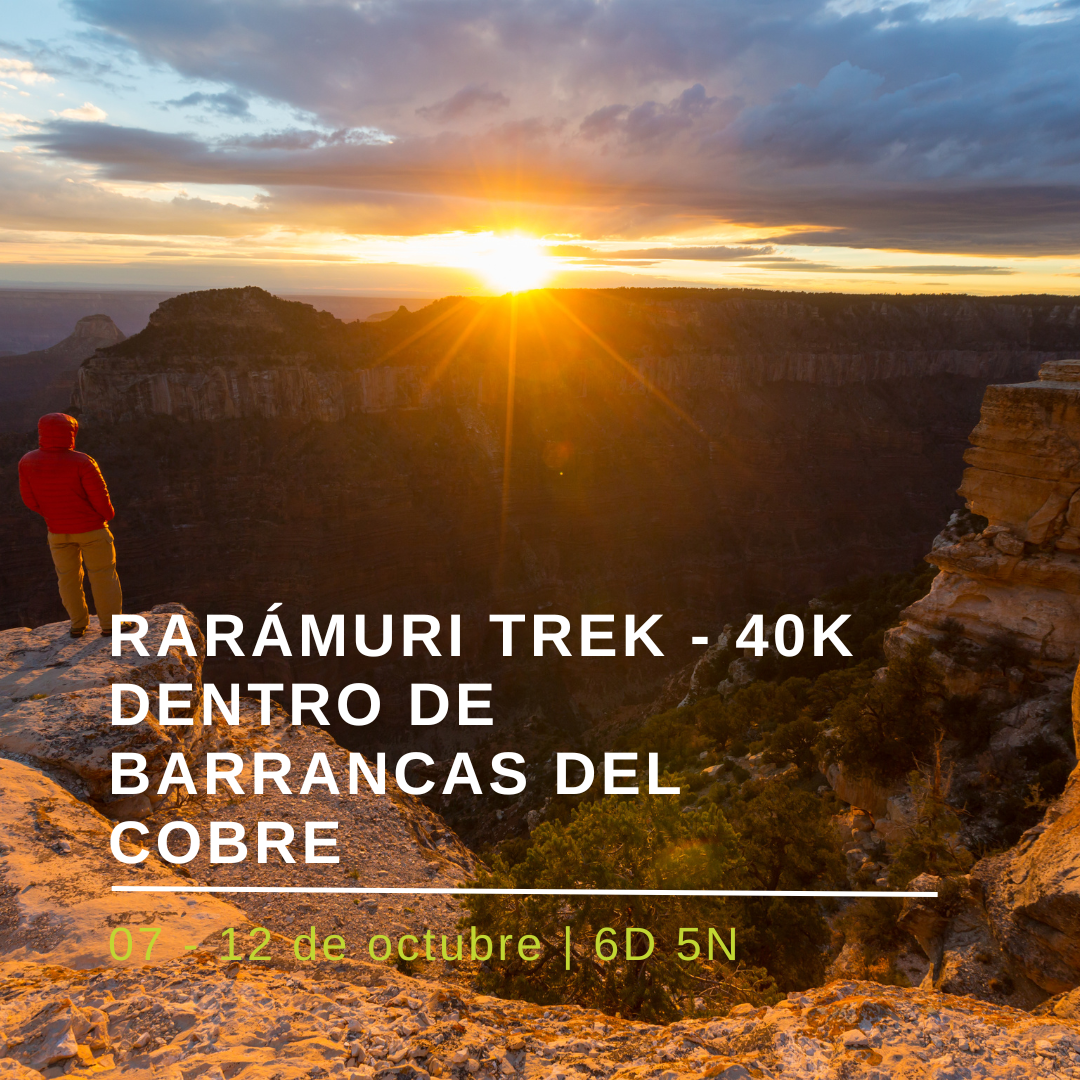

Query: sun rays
left=367, top=287, right=710, bottom=593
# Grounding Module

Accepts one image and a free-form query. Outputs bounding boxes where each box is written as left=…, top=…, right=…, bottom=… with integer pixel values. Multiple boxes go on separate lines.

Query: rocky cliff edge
left=2, top=612, right=1080, bottom=1076
left=875, top=359, right=1080, bottom=1005
left=0, top=607, right=473, bottom=975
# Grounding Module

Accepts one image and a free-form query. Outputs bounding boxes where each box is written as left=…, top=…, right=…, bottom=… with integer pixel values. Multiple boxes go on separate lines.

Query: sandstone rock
left=0, top=688, right=174, bottom=806
left=887, top=567, right=1080, bottom=673
left=0, top=602, right=475, bottom=960
left=0, top=757, right=249, bottom=968
left=0, top=1059, right=46, bottom=1079
left=889, top=362, right=1080, bottom=672
left=865, top=365, right=1080, bottom=1008
left=973, top=765, right=1080, bottom=996
left=993, top=530, right=1026, bottom=555
left=1036, top=987, right=1080, bottom=1019
left=0, top=604, right=204, bottom=712
left=0, top=606, right=209, bottom=816
left=7, top=965, right=1066, bottom=1080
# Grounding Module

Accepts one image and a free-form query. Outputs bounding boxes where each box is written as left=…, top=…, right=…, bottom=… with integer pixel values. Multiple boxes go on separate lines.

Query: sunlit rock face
left=882, top=360, right=1080, bottom=1002
left=888, top=360, right=1080, bottom=673
left=0, top=605, right=472, bottom=971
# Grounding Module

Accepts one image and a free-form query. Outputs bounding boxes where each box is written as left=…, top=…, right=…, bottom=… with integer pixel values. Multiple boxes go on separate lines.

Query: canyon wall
left=4, top=287, right=1080, bottom=758
left=888, top=360, right=1080, bottom=672
left=878, top=363, right=1080, bottom=1003
left=70, top=288, right=1080, bottom=423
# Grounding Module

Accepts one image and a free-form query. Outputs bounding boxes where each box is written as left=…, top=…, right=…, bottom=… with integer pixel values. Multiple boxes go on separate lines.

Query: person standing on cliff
left=18, top=412, right=123, bottom=638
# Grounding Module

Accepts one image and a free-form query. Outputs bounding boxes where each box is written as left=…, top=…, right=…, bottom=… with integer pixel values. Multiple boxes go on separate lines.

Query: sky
left=1, top=0, right=1079, bottom=296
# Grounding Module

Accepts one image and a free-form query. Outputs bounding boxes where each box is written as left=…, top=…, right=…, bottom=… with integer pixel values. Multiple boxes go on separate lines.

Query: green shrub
left=888, top=757, right=974, bottom=886
left=824, top=640, right=943, bottom=783
left=462, top=794, right=779, bottom=1019
left=765, top=716, right=821, bottom=775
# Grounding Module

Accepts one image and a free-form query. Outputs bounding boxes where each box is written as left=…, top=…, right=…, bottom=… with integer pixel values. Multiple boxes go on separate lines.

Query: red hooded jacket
left=18, top=413, right=116, bottom=534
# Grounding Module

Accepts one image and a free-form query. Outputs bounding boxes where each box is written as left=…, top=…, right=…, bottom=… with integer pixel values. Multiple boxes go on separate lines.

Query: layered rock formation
left=4, top=286, right=1079, bottom=780
left=71, top=289, right=1080, bottom=424
left=888, top=359, right=1080, bottom=672
left=860, top=361, right=1080, bottom=1006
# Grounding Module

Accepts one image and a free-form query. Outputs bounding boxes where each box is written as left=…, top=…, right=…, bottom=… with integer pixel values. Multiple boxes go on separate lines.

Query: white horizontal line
left=692, top=636, right=710, bottom=645
left=111, top=887, right=935, bottom=898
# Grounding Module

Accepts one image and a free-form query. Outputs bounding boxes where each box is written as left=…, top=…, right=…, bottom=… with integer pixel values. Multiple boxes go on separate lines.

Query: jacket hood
left=38, top=412, right=78, bottom=451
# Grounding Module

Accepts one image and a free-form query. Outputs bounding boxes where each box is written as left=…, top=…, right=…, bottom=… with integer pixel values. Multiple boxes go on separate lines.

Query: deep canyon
left=2, top=286, right=1079, bottom=760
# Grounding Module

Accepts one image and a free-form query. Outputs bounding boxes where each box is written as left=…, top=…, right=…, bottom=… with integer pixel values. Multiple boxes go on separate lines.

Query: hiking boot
left=70, top=626, right=86, bottom=638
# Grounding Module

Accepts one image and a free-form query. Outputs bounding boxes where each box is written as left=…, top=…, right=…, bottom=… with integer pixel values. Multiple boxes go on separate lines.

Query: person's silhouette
left=18, top=413, right=123, bottom=638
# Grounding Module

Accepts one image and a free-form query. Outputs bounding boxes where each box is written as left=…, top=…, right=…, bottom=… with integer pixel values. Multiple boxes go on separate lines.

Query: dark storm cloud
left=722, top=60, right=1080, bottom=177
left=26, top=0, right=1080, bottom=252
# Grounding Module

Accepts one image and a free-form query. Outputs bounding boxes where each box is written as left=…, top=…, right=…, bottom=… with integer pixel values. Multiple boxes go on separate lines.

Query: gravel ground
left=2, top=960, right=1079, bottom=1080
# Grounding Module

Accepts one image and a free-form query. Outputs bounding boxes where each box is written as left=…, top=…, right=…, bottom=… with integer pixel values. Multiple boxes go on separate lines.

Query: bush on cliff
left=887, top=743, right=974, bottom=886
left=719, top=779, right=843, bottom=988
left=822, top=639, right=943, bottom=783
left=462, top=794, right=779, bottom=1020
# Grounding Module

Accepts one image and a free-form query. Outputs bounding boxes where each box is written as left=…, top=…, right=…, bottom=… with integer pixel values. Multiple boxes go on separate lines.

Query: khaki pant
left=47, top=527, right=123, bottom=633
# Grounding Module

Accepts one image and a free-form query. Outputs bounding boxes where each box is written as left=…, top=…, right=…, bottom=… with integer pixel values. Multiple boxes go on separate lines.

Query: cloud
left=848, top=264, right=1015, bottom=274
left=2, top=0, right=1076, bottom=254
left=721, top=59, right=1080, bottom=180
left=166, top=90, right=251, bottom=117
left=0, top=112, right=35, bottom=133
left=417, top=84, right=510, bottom=123
left=0, top=149, right=265, bottom=236
left=24, top=114, right=1080, bottom=251
left=56, top=102, right=108, bottom=122
left=0, top=57, right=53, bottom=85
left=549, top=244, right=775, bottom=260
left=579, top=84, right=719, bottom=147
left=579, top=104, right=627, bottom=141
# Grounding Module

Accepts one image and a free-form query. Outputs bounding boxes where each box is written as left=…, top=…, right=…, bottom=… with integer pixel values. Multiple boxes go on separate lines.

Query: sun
left=475, top=234, right=554, bottom=293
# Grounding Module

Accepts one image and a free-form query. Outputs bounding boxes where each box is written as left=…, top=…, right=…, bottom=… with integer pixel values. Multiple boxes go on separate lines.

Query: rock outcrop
left=879, top=359, right=1080, bottom=1005
left=974, top=770, right=1080, bottom=995
left=0, top=757, right=251, bottom=970
left=0, top=604, right=204, bottom=816
left=0, top=315, right=125, bottom=433
left=2, top=960, right=1077, bottom=1078
left=0, top=607, right=474, bottom=975
left=888, top=359, right=1080, bottom=673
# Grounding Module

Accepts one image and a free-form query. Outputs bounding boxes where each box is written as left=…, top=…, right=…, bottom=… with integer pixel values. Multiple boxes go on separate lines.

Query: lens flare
left=475, top=234, right=553, bottom=293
